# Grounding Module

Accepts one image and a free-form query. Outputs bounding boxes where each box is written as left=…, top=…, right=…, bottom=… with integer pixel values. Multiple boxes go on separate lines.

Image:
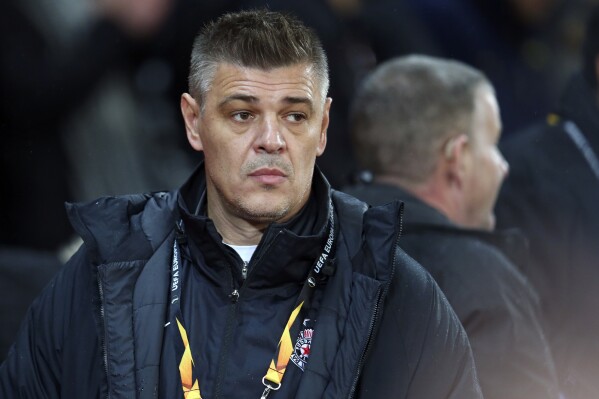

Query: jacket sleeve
left=358, top=250, right=483, bottom=399
left=0, top=247, right=95, bottom=397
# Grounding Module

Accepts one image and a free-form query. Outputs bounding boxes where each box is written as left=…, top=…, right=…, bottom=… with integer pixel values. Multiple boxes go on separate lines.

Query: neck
left=375, top=174, right=457, bottom=223
left=207, top=200, right=268, bottom=246
left=375, top=174, right=412, bottom=189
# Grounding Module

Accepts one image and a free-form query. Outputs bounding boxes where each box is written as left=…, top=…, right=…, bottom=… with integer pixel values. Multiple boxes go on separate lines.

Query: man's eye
left=286, top=113, right=306, bottom=122
left=232, top=112, right=253, bottom=122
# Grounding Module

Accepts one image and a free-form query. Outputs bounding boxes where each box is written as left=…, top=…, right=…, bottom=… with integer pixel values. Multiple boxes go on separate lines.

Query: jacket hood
left=343, top=182, right=453, bottom=228
left=66, top=192, right=179, bottom=265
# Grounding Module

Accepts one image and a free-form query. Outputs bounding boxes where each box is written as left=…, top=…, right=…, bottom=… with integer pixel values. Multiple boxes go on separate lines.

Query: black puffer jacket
left=496, top=73, right=599, bottom=399
left=344, top=183, right=560, bottom=399
left=0, top=166, right=482, bottom=398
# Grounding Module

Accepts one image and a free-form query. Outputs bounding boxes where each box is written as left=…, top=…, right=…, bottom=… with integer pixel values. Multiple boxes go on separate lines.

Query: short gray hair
left=350, top=55, right=492, bottom=183
left=188, top=9, right=329, bottom=105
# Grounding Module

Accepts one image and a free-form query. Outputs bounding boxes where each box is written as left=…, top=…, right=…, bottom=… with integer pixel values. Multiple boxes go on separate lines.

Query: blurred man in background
left=345, top=54, right=560, bottom=399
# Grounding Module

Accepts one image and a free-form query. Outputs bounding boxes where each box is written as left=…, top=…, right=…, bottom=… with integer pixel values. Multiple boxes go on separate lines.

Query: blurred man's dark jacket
left=345, top=182, right=560, bottom=399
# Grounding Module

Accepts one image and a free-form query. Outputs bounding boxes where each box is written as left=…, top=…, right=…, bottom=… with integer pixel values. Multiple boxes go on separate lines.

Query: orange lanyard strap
left=176, top=317, right=202, bottom=399
left=262, top=301, right=305, bottom=396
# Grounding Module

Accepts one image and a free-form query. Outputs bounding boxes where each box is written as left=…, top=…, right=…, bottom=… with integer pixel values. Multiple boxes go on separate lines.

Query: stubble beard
left=239, top=179, right=313, bottom=224
left=218, top=155, right=310, bottom=224
left=231, top=195, right=291, bottom=223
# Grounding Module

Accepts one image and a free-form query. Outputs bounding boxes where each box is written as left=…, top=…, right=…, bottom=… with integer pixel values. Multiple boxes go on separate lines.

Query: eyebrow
left=218, top=94, right=314, bottom=112
left=283, top=96, right=314, bottom=112
left=218, top=94, right=258, bottom=108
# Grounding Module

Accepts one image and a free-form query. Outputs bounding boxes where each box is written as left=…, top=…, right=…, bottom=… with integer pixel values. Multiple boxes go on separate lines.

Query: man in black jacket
left=345, top=55, right=560, bottom=399
left=0, top=10, right=482, bottom=398
left=495, top=7, right=599, bottom=398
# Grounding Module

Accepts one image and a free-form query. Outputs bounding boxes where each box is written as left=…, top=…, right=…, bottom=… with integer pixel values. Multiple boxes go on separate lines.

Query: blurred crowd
left=1, top=0, right=599, bottom=398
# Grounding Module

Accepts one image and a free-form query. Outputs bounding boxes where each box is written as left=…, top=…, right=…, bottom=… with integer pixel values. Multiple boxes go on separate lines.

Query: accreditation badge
left=290, top=319, right=315, bottom=371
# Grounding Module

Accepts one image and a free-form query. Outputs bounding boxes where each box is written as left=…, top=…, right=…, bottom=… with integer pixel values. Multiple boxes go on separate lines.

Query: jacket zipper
left=346, top=204, right=403, bottom=399
left=242, top=261, right=249, bottom=280
left=346, top=286, right=385, bottom=399
left=214, top=251, right=244, bottom=398
left=214, top=231, right=281, bottom=398
left=228, top=259, right=248, bottom=301
left=238, top=230, right=282, bottom=297
left=97, top=274, right=110, bottom=399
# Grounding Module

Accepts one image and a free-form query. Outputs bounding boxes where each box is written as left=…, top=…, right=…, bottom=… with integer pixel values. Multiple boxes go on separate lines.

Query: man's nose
left=255, top=115, right=286, bottom=154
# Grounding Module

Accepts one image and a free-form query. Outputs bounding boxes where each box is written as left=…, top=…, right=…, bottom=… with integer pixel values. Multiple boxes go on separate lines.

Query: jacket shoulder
left=65, top=191, right=178, bottom=263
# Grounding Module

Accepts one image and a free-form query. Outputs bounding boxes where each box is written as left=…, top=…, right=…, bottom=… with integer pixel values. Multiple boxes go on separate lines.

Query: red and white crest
left=290, top=320, right=314, bottom=371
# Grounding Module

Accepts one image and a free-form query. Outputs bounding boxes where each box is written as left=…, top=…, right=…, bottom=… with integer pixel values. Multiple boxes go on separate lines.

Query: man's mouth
left=248, top=168, right=287, bottom=185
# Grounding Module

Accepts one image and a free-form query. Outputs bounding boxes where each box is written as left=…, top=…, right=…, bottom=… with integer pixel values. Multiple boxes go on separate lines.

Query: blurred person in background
left=0, top=0, right=177, bottom=362
left=0, top=0, right=177, bottom=252
left=344, top=54, right=560, bottom=399
left=0, top=0, right=239, bottom=361
left=495, top=6, right=599, bottom=398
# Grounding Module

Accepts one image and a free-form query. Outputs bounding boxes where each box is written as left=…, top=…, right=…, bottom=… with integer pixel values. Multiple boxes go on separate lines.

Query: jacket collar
left=347, top=182, right=454, bottom=229
left=177, top=163, right=333, bottom=288
left=346, top=182, right=530, bottom=266
left=392, top=186, right=455, bottom=229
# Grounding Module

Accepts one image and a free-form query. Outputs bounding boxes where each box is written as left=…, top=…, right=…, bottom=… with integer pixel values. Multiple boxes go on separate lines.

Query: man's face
left=182, top=62, right=330, bottom=225
left=461, top=85, right=509, bottom=231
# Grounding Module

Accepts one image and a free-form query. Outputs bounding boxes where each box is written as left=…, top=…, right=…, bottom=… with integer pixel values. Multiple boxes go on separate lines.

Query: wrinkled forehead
left=208, top=62, right=325, bottom=106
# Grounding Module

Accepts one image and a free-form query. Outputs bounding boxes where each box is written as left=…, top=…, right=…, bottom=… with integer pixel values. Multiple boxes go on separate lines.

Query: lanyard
left=168, top=199, right=337, bottom=399
left=169, top=224, right=202, bottom=399
left=261, top=198, right=336, bottom=398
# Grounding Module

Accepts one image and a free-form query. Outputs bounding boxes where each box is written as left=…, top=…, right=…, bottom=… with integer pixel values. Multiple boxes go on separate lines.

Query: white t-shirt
left=224, top=243, right=257, bottom=264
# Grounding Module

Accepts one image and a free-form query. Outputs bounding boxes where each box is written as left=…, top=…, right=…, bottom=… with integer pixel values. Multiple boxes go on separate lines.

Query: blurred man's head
left=351, top=55, right=508, bottom=230
left=180, top=10, right=332, bottom=237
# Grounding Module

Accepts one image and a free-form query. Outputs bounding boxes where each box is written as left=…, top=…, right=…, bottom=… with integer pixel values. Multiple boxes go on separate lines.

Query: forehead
left=207, top=62, right=320, bottom=104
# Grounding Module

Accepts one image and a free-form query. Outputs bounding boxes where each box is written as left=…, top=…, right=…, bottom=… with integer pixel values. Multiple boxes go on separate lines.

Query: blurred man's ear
left=443, top=134, right=469, bottom=161
left=443, top=134, right=470, bottom=188
left=181, top=93, right=203, bottom=152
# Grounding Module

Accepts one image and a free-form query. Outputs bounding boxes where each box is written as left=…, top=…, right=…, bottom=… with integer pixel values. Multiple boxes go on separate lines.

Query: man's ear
left=316, top=97, right=332, bottom=156
left=443, top=133, right=470, bottom=188
left=181, top=93, right=203, bottom=152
